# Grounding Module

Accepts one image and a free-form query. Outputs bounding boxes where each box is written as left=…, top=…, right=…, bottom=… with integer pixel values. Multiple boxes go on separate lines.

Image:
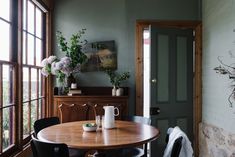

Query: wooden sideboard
left=53, top=87, right=129, bottom=122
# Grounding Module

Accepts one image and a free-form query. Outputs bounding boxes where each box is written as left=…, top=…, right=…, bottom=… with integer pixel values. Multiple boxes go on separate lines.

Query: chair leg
left=144, top=144, right=148, bottom=157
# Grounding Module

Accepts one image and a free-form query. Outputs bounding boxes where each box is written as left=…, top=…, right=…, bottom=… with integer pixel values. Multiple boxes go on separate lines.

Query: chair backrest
left=124, top=115, right=151, bottom=125
left=34, top=117, right=60, bottom=137
left=59, top=103, right=90, bottom=123
left=124, top=116, right=151, bottom=156
left=31, top=135, right=69, bottom=157
left=171, top=136, right=183, bottom=157
left=31, top=134, right=38, bottom=157
left=165, top=128, right=183, bottom=157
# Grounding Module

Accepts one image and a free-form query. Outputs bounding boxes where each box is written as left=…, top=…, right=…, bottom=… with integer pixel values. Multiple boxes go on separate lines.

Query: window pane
left=36, top=8, right=42, bottom=38
left=36, top=39, right=42, bottom=66
left=23, top=67, right=29, bottom=102
left=27, top=34, right=34, bottom=65
left=23, top=103, right=29, bottom=137
left=0, top=20, right=10, bottom=61
left=2, top=107, right=14, bottom=150
left=31, top=101, right=37, bottom=131
left=23, top=32, right=26, bottom=64
left=3, top=65, right=13, bottom=106
left=0, top=0, right=10, bottom=21
left=39, top=69, right=42, bottom=96
left=31, top=68, right=37, bottom=99
left=27, top=1, right=35, bottom=34
left=23, top=0, right=26, bottom=30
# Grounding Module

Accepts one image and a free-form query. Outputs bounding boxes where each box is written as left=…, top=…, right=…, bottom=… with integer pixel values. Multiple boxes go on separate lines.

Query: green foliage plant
left=105, top=69, right=130, bottom=88
left=56, top=29, right=88, bottom=69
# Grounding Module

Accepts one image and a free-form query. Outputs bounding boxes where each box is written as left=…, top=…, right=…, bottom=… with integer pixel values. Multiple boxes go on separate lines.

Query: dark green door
left=149, top=26, right=194, bottom=156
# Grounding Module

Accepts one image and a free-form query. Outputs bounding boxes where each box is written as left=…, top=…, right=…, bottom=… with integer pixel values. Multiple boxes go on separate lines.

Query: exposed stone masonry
left=199, top=123, right=235, bottom=157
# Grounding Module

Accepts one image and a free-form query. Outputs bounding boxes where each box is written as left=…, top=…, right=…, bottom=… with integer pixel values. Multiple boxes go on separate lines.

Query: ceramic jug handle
left=114, top=107, right=119, bottom=116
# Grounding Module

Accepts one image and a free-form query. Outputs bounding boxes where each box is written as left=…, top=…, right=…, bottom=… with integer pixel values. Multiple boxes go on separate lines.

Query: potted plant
left=56, top=29, right=87, bottom=86
left=105, top=69, right=130, bottom=96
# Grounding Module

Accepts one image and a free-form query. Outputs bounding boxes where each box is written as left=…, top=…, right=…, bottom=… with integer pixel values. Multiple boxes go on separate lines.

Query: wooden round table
left=38, top=120, right=160, bottom=155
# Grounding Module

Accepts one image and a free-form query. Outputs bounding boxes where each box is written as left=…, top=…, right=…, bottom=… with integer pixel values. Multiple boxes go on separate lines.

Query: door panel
left=176, top=36, right=188, bottom=101
left=157, top=35, right=169, bottom=102
left=150, top=26, right=193, bottom=156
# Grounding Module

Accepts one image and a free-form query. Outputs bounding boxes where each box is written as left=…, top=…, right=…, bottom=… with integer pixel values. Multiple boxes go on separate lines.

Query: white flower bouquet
left=41, top=55, right=80, bottom=83
left=41, top=29, right=87, bottom=86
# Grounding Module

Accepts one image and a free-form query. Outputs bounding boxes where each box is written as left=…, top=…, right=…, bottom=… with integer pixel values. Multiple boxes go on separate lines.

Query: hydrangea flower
left=41, top=55, right=80, bottom=84
left=47, top=55, right=57, bottom=64
left=51, top=62, right=58, bottom=75
left=41, top=67, right=49, bottom=77
left=41, top=58, right=49, bottom=67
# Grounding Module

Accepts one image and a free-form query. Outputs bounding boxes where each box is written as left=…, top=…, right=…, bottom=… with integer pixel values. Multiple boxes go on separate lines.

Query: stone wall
left=199, top=123, right=235, bottom=157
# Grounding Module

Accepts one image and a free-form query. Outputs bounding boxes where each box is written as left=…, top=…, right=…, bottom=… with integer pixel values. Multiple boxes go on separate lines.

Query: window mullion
left=17, top=0, right=24, bottom=149
left=34, top=5, right=36, bottom=66
left=25, top=0, right=28, bottom=65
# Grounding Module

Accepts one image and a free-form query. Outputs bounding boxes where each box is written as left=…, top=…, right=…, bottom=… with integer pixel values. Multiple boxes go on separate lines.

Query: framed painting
left=81, top=40, right=117, bottom=72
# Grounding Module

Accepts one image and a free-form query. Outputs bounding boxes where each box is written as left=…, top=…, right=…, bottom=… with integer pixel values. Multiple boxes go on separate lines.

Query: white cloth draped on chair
left=163, top=126, right=193, bottom=157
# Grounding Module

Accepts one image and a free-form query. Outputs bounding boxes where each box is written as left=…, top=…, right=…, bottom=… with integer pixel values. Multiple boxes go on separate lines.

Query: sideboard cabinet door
left=53, top=96, right=128, bottom=122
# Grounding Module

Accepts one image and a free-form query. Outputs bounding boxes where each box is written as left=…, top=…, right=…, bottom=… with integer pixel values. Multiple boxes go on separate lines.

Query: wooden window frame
left=0, top=0, right=52, bottom=156
left=135, top=20, right=202, bottom=157
left=21, top=0, right=46, bottom=143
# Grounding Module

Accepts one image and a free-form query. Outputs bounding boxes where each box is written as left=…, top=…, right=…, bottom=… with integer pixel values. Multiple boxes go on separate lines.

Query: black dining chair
left=33, top=117, right=86, bottom=157
left=165, top=128, right=183, bottom=157
left=33, top=117, right=60, bottom=137
left=31, top=135, right=70, bottom=157
left=118, top=116, right=151, bottom=157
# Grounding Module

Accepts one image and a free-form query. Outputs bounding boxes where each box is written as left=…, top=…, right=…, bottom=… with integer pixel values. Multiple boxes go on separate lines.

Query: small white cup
left=71, top=83, right=77, bottom=89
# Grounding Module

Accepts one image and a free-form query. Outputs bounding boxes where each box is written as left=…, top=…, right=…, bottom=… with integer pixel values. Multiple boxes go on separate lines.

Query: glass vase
left=56, top=78, right=68, bottom=95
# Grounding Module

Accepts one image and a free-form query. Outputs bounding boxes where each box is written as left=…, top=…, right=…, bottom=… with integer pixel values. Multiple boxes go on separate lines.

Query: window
left=22, top=0, right=45, bottom=140
left=0, top=0, right=47, bottom=155
left=0, top=0, right=16, bottom=153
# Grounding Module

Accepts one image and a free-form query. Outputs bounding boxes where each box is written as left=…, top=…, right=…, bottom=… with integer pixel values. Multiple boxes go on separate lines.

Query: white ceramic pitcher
left=103, top=106, right=119, bottom=129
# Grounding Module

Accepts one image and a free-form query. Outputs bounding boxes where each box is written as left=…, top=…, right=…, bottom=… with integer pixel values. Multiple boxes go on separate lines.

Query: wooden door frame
left=135, top=20, right=202, bottom=157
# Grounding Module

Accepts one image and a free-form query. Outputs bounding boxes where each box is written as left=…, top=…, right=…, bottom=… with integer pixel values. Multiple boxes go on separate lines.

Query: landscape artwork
left=81, top=40, right=117, bottom=72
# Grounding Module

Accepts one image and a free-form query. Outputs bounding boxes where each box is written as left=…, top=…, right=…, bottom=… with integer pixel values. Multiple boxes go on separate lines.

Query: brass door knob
left=151, top=78, right=157, bottom=83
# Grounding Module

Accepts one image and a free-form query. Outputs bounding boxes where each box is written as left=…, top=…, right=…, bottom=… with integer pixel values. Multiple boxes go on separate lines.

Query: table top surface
left=37, top=120, right=160, bottom=150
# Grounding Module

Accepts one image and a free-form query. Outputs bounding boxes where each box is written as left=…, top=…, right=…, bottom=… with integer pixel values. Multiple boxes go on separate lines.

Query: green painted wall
left=202, top=0, right=235, bottom=133
left=53, top=0, right=200, bottom=115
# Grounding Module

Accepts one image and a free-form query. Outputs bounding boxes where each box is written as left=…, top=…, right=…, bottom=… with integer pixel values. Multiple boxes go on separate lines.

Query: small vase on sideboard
left=112, top=86, right=116, bottom=96
left=116, top=88, right=123, bottom=96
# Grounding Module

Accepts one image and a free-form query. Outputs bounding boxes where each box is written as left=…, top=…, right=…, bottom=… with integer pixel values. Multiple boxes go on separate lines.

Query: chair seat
left=105, top=148, right=144, bottom=157
left=120, top=147, right=145, bottom=157
left=69, top=148, right=87, bottom=157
